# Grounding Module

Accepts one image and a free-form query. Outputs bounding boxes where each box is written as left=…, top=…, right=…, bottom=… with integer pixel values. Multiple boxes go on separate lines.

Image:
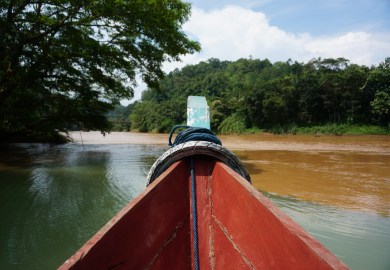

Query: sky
left=124, top=0, right=390, bottom=103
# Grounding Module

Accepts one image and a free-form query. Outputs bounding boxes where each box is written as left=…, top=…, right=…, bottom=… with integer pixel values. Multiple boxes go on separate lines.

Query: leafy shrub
left=218, top=114, right=247, bottom=134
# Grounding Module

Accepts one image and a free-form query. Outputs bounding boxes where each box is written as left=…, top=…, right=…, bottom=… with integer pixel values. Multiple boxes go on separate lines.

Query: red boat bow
left=59, top=157, right=348, bottom=269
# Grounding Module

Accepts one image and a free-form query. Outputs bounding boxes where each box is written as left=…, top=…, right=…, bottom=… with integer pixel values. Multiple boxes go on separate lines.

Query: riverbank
left=262, top=123, right=390, bottom=135
left=1, top=124, right=387, bottom=144
left=117, top=123, right=390, bottom=136
left=69, top=131, right=390, bottom=153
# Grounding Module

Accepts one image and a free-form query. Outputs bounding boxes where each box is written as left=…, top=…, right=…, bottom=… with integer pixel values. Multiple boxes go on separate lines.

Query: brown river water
left=73, top=132, right=390, bottom=216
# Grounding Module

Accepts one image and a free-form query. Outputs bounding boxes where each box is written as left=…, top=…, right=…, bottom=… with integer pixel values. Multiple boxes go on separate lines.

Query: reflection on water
left=1, top=137, right=390, bottom=270
left=0, top=143, right=166, bottom=270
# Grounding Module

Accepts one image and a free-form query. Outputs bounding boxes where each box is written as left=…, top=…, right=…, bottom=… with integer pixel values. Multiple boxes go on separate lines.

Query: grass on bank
left=253, top=124, right=390, bottom=136
left=111, top=115, right=389, bottom=136
left=215, top=113, right=389, bottom=135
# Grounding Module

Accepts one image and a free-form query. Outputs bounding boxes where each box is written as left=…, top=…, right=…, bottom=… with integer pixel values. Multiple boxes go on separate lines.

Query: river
left=0, top=132, right=389, bottom=269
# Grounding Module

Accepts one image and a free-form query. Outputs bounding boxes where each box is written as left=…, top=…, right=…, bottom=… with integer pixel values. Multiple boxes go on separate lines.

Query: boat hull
left=59, top=157, right=348, bottom=269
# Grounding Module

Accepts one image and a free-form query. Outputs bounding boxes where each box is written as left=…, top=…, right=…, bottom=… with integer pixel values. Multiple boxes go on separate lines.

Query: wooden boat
left=59, top=97, right=348, bottom=269
left=59, top=141, right=348, bottom=270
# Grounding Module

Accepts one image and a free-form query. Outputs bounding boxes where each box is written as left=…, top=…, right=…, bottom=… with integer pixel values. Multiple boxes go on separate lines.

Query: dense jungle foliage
left=111, top=57, right=390, bottom=134
left=0, top=0, right=199, bottom=142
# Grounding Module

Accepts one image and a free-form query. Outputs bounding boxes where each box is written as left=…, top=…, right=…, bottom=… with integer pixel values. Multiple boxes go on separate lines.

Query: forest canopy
left=123, top=57, right=390, bottom=134
left=0, top=0, right=200, bottom=141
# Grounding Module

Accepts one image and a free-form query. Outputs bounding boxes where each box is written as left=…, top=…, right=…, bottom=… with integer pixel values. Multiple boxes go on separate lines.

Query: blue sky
left=126, top=0, right=390, bottom=102
left=188, top=0, right=390, bottom=36
left=176, top=0, right=390, bottom=66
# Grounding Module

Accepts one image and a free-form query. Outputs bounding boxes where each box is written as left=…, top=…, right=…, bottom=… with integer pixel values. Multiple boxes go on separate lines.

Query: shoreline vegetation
left=244, top=123, right=390, bottom=136
left=127, top=123, right=390, bottom=136
left=109, top=57, right=390, bottom=139
left=2, top=56, right=390, bottom=143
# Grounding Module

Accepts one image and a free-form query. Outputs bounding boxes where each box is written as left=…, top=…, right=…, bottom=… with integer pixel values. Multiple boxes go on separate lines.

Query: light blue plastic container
left=187, top=96, right=210, bottom=129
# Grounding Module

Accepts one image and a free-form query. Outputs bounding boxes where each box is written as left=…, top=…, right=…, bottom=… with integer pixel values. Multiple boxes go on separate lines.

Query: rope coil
left=168, top=125, right=222, bottom=147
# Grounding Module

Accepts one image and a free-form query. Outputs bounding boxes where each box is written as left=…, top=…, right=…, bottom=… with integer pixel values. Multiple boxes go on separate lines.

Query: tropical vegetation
left=119, top=57, right=390, bottom=135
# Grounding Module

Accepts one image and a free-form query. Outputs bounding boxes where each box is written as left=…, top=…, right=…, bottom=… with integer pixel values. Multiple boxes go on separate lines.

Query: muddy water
left=72, top=132, right=390, bottom=215
left=236, top=150, right=390, bottom=215
left=1, top=132, right=389, bottom=269
left=224, top=134, right=390, bottom=269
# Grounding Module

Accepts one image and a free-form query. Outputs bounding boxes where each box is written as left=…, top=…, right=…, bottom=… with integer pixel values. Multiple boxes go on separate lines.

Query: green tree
left=315, top=58, right=350, bottom=123
left=0, top=0, right=200, bottom=141
left=108, top=103, right=136, bottom=131
left=371, top=91, right=390, bottom=125
left=127, top=57, right=389, bottom=134
left=297, top=63, right=325, bottom=124
left=260, top=75, right=298, bottom=125
left=368, top=58, right=390, bottom=125
left=210, top=99, right=227, bottom=131
left=341, top=64, right=368, bottom=123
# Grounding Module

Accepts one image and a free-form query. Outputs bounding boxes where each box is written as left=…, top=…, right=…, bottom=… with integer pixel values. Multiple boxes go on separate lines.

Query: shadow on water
left=240, top=160, right=265, bottom=175
left=0, top=144, right=52, bottom=170
left=234, top=152, right=265, bottom=175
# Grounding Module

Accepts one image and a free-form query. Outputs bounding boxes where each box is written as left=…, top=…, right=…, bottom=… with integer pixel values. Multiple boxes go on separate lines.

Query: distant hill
left=112, top=57, right=390, bottom=134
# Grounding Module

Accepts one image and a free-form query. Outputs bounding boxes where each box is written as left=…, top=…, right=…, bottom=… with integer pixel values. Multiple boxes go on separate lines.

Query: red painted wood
left=59, top=161, right=192, bottom=270
left=212, top=218, right=253, bottom=269
left=210, top=161, right=349, bottom=269
left=60, top=157, right=349, bottom=270
left=190, top=158, right=213, bottom=269
left=148, top=216, right=191, bottom=270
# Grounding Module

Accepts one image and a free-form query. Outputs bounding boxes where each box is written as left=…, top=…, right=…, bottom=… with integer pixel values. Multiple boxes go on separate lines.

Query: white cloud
left=128, top=5, right=389, bottom=102
left=305, top=32, right=390, bottom=66
left=165, top=5, right=390, bottom=73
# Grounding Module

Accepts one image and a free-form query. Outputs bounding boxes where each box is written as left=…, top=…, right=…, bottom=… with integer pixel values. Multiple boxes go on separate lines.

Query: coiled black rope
left=168, top=125, right=222, bottom=147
